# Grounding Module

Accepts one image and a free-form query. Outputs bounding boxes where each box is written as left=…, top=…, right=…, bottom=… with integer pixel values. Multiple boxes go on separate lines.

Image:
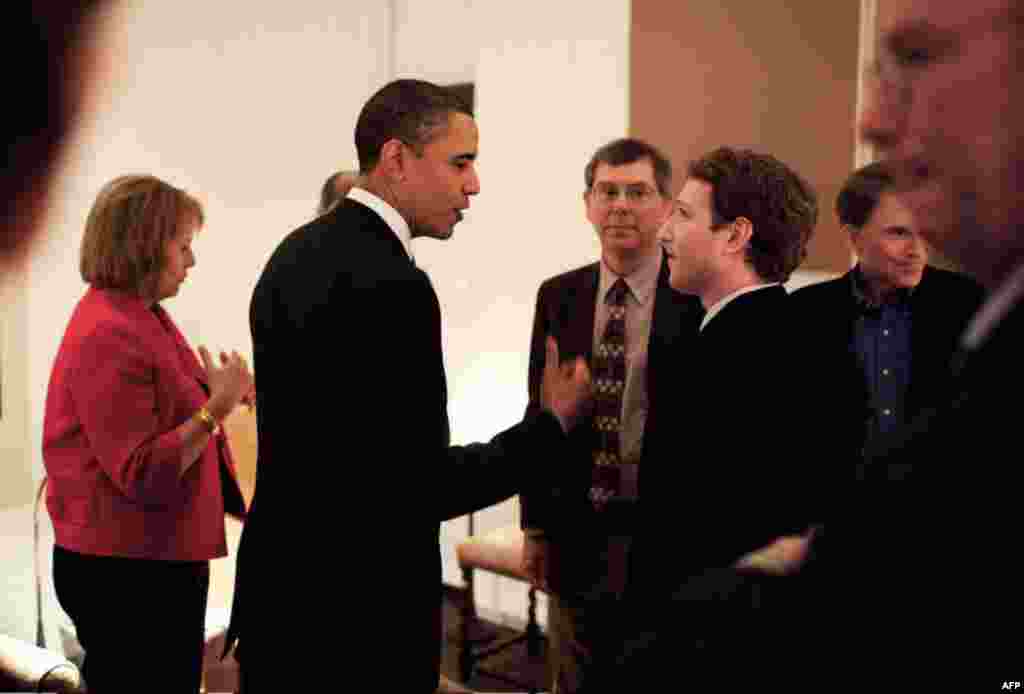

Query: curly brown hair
left=80, top=175, right=203, bottom=297
left=688, top=147, right=818, bottom=283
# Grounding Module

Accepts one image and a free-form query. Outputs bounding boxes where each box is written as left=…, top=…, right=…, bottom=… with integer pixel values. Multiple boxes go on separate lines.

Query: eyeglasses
left=589, top=182, right=660, bottom=207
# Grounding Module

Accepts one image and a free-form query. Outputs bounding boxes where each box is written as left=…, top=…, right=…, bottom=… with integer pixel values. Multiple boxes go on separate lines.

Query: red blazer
left=43, top=287, right=246, bottom=561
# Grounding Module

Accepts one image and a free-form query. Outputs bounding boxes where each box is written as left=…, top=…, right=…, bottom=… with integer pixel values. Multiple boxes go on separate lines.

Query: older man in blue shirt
left=791, top=162, right=984, bottom=472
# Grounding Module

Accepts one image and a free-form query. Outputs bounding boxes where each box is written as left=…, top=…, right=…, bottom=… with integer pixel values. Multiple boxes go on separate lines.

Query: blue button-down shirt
left=851, top=269, right=913, bottom=447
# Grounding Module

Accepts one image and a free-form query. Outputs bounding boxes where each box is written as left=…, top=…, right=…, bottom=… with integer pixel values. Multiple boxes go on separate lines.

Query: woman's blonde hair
left=80, top=175, right=203, bottom=296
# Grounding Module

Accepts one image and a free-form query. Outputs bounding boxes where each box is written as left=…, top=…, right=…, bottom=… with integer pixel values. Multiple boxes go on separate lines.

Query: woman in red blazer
left=42, top=175, right=253, bottom=693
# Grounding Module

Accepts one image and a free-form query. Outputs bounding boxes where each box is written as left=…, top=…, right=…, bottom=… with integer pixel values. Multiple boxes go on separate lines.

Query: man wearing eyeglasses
left=519, top=138, right=704, bottom=693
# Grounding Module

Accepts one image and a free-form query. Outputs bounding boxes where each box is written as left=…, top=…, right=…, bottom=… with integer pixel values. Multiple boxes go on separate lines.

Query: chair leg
left=525, top=585, right=543, bottom=658
left=474, top=583, right=546, bottom=690
left=458, top=564, right=476, bottom=683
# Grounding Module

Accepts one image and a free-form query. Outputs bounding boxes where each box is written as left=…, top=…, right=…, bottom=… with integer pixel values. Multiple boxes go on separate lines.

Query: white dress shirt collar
left=598, top=250, right=662, bottom=306
left=346, top=186, right=414, bottom=262
left=700, top=283, right=780, bottom=332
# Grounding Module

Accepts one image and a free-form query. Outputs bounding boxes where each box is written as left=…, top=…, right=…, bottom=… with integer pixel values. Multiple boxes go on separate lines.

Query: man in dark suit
left=599, top=146, right=822, bottom=685
left=518, top=138, right=704, bottom=693
left=824, top=0, right=1024, bottom=684
left=790, top=162, right=984, bottom=475
left=649, top=144, right=821, bottom=581
left=225, top=79, right=592, bottom=693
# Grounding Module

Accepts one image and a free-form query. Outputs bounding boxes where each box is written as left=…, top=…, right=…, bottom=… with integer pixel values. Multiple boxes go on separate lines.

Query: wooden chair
left=220, top=408, right=258, bottom=508
left=455, top=524, right=546, bottom=688
left=437, top=673, right=478, bottom=694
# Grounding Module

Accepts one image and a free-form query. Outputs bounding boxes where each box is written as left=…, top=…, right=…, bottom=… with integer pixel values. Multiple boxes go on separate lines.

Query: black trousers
left=53, top=545, right=210, bottom=694
left=589, top=567, right=823, bottom=692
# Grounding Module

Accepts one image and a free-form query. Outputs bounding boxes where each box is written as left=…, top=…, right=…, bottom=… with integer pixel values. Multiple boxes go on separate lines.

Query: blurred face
left=2, top=2, right=113, bottom=273
left=860, top=0, right=1024, bottom=286
left=658, top=178, right=726, bottom=298
left=403, top=111, right=480, bottom=240
left=154, top=218, right=197, bottom=302
left=585, top=159, right=671, bottom=262
left=851, top=191, right=928, bottom=296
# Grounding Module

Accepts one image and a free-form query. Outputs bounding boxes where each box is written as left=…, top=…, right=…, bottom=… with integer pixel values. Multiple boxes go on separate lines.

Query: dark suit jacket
left=628, top=285, right=816, bottom=596
left=588, top=286, right=823, bottom=688
left=519, top=257, right=704, bottom=591
left=837, top=289, right=1021, bottom=684
left=224, top=199, right=567, bottom=692
left=790, top=265, right=984, bottom=475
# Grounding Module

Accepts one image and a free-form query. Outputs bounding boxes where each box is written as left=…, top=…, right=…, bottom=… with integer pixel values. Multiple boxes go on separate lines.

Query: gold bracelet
left=195, top=406, right=219, bottom=434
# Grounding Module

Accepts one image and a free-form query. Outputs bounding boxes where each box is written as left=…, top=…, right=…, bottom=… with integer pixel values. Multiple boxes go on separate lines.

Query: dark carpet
left=440, top=584, right=550, bottom=693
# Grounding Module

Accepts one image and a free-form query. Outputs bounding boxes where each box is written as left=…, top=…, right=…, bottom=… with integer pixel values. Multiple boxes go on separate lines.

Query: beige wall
left=631, top=0, right=862, bottom=273
left=0, top=263, right=31, bottom=511
left=396, top=0, right=631, bottom=626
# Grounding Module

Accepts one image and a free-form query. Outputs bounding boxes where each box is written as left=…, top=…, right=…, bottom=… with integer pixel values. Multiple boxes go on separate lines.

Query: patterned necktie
left=590, top=278, right=629, bottom=512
